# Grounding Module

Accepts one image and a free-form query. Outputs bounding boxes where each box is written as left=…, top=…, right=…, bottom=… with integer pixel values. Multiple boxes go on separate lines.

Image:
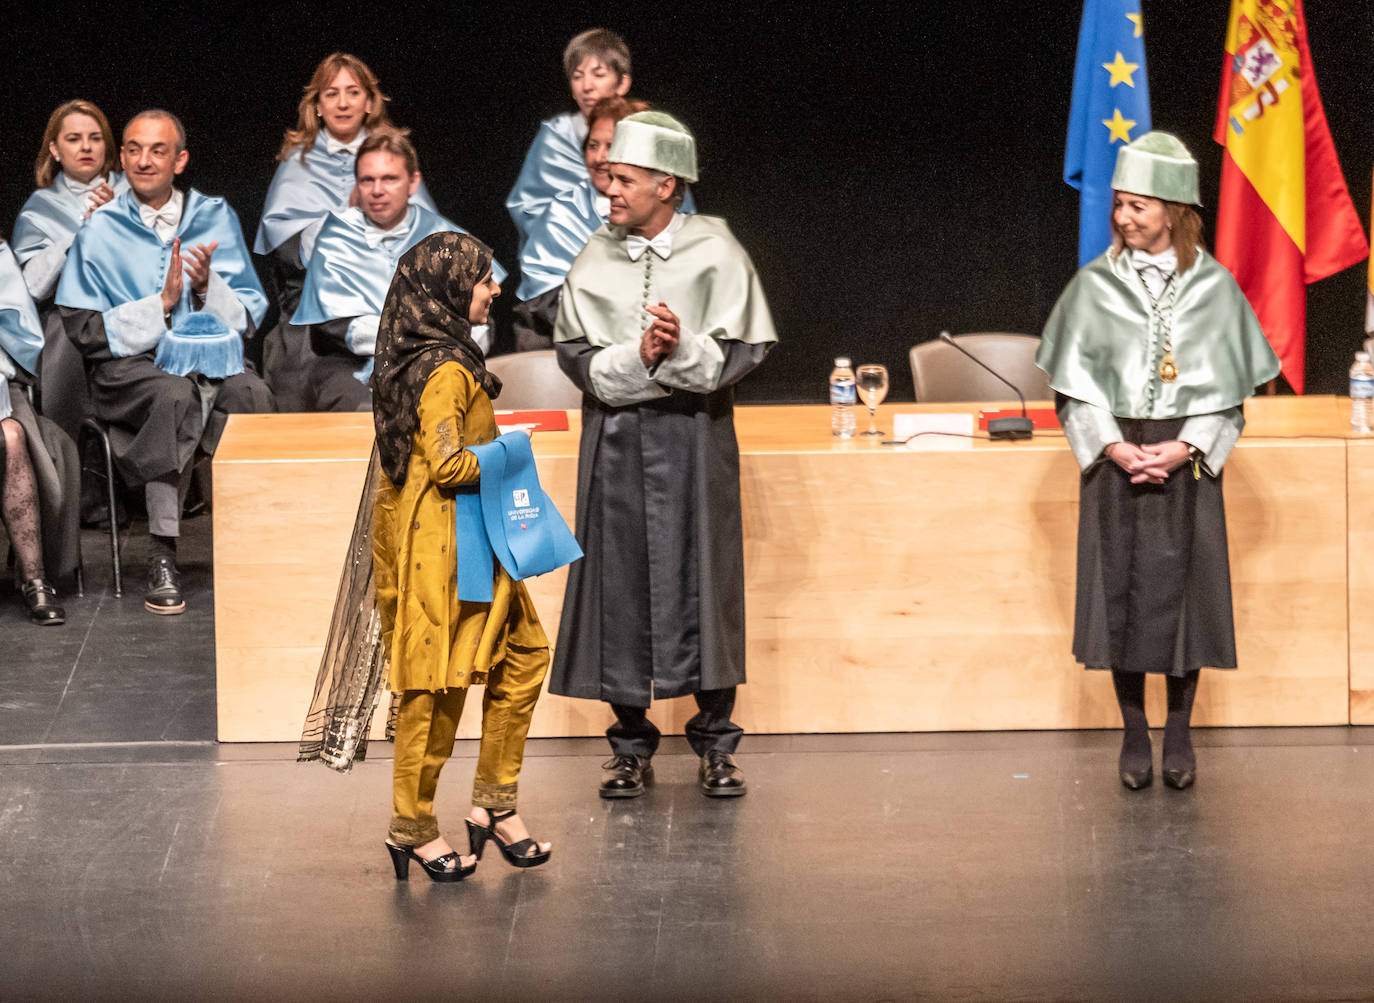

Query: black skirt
left=1072, top=417, right=1236, bottom=676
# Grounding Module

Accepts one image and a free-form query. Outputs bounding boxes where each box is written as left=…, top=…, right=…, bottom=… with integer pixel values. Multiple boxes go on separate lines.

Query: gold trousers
left=388, top=642, right=549, bottom=846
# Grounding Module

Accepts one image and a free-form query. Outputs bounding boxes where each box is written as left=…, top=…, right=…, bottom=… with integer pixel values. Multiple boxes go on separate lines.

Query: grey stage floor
left=4, top=521, right=1374, bottom=1000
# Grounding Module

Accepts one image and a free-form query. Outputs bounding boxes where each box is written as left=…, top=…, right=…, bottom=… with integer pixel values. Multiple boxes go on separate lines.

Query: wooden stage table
left=213, top=397, right=1364, bottom=741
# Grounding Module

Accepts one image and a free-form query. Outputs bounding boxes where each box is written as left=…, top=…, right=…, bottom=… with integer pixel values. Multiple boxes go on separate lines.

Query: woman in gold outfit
left=372, top=232, right=552, bottom=881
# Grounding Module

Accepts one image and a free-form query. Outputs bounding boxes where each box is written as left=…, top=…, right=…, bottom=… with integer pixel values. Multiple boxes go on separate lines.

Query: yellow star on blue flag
left=1066, top=1, right=1152, bottom=265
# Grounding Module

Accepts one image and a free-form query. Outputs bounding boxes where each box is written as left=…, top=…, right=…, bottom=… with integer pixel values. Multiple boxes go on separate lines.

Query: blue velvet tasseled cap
left=154, top=311, right=244, bottom=378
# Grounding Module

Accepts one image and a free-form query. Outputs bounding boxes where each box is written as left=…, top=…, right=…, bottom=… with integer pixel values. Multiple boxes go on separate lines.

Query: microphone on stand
left=938, top=331, right=1034, bottom=440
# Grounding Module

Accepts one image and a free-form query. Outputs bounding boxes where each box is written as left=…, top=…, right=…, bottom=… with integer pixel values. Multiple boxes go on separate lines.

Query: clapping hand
left=638, top=302, right=681, bottom=368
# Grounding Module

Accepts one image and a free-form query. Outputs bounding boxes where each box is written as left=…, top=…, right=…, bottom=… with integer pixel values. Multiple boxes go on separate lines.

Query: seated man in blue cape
left=57, top=109, right=274, bottom=616
left=289, top=130, right=503, bottom=411
left=506, top=28, right=631, bottom=258
left=514, top=95, right=694, bottom=351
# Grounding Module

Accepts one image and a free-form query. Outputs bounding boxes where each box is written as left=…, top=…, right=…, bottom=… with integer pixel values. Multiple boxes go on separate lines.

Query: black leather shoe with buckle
left=599, top=754, right=652, bottom=799
left=20, top=578, right=65, bottom=625
left=699, top=751, right=747, bottom=797
left=144, top=555, right=186, bottom=615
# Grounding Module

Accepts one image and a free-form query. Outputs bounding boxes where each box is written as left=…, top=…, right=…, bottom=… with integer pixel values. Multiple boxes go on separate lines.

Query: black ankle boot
left=1112, top=670, right=1152, bottom=789
left=20, top=578, right=65, bottom=625
left=1163, top=671, right=1200, bottom=789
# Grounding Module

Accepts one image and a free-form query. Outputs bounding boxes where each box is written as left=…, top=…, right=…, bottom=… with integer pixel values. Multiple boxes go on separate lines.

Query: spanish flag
left=1213, top=0, right=1367, bottom=394
left=1367, top=170, right=1374, bottom=335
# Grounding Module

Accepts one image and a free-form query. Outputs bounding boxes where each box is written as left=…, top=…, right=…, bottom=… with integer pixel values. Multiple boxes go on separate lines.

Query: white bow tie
left=325, top=132, right=366, bottom=156
left=365, top=221, right=407, bottom=249
left=63, top=174, right=105, bottom=198
left=626, top=229, right=673, bottom=262
left=139, top=202, right=180, bottom=241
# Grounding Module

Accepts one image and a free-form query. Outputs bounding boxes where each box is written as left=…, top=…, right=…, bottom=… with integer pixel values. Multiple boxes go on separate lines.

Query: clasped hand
left=160, top=237, right=220, bottom=315
left=1105, top=440, right=1192, bottom=484
left=81, top=182, right=117, bottom=220
left=638, top=302, right=680, bottom=368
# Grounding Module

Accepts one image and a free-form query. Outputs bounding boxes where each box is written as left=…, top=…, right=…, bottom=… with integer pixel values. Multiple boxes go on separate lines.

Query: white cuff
left=1180, top=409, right=1245, bottom=473
left=588, top=340, right=669, bottom=406
left=345, top=314, right=381, bottom=356
left=651, top=330, right=725, bottom=393
left=1059, top=398, right=1124, bottom=471
left=201, top=270, right=249, bottom=335
left=103, top=293, right=168, bottom=357
left=21, top=235, right=74, bottom=301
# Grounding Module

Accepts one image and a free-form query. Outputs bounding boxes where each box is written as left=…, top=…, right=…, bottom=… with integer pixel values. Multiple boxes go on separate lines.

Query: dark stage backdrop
left=3, top=3, right=1371, bottom=401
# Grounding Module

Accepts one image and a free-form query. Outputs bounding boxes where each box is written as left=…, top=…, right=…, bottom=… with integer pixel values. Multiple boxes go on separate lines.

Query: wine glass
left=856, top=364, right=889, bottom=437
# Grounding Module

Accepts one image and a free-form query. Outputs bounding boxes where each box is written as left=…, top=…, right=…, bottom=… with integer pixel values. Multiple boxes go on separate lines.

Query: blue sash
left=452, top=432, right=582, bottom=602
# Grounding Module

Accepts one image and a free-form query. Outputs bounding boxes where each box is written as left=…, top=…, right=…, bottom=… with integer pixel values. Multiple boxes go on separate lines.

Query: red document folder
left=494, top=410, right=572, bottom=432
left=977, top=408, right=1060, bottom=431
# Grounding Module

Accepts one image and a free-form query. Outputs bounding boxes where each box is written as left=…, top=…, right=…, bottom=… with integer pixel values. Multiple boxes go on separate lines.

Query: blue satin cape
left=505, top=112, right=587, bottom=252
left=0, top=241, right=44, bottom=377
left=11, top=173, right=129, bottom=266
left=253, top=141, right=438, bottom=257
left=292, top=205, right=506, bottom=333
left=56, top=188, right=267, bottom=353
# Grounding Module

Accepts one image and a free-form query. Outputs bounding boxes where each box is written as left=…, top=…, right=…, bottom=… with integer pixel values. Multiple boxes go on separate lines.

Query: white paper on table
left=891, top=412, right=976, bottom=451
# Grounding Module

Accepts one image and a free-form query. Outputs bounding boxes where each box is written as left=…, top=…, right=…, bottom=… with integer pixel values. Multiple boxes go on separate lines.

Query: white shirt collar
left=594, top=194, right=611, bottom=220
left=364, top=206, right=413, bottom=249
left=1131, top=247, right=1178, bottom=273
left=625, top=212, right=687, bottom=262
left=1131, top=246, right=1178, bottom=299
left=324, top=128, right=368, bottom=156
left=137, top=189, right=184, bottom=243
left=59, top=171, right=109, bottom=199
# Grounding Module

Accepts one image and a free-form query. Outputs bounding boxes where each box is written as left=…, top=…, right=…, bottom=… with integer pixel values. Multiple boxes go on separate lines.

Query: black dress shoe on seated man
left=699, top=750, right=747, bottom=797
left=20, top=579, right=65, bottom=625
left=145, top=555, right=186, bottom=615
left=599, top=754, right=652, bottom=798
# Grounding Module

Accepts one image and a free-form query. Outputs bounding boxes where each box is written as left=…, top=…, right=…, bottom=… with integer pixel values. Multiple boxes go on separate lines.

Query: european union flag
left=1065, top=0, right=1152, bottom=266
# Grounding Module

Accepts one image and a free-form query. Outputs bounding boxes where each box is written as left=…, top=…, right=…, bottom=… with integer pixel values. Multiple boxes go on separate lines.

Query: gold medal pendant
left=1159, top=352, right=1178, bottom=383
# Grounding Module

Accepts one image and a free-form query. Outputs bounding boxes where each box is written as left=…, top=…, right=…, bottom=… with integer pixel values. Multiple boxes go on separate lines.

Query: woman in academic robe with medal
left=1037, top=132, right=1280, bottom=791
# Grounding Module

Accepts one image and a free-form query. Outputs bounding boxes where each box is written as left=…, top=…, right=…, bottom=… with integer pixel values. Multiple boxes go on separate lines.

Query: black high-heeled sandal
left=465, top=809, right=552, bottom=869
left=385, top=840, right=476, bottom=882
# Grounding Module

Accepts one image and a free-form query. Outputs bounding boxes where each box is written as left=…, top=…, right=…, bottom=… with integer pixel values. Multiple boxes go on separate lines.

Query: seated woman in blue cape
left=253, top=52, right=437, bottom=316
left=56, top=109, right=274, bottom=618
left=289, top=130, right=505, bottom=412
left=506, top=28, right=631, bottom=256
left=514, top=95, right=694, bottom=350
left=11, top=100, right=128, bottom=438
left=0, top=240, right=79, bottom=625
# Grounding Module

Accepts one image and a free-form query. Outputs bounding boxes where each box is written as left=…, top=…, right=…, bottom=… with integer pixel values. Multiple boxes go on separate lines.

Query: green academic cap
left=1111, top=131, right=1201, bottom=206
left=608, top=111, right=699, bottom=183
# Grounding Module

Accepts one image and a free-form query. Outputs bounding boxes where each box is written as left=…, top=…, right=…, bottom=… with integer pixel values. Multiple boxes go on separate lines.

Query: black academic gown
left=550, top=339, right=769, bottom=706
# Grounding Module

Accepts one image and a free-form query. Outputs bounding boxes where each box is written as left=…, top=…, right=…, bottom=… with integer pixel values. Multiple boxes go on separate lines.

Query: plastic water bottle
left=1351, top=351, right=1374, bottom=433
left=830, top=356, right=857, bottom=437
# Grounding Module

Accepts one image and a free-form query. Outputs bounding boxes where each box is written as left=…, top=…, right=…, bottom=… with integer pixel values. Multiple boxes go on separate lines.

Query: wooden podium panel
left=214, top=399, right=1353, bottom=741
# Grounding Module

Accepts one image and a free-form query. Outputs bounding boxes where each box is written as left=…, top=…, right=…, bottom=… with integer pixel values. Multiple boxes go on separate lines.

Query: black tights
left=0, top=417, right=44, bottom=581
left=1111, top=669, right=1200, bottom=774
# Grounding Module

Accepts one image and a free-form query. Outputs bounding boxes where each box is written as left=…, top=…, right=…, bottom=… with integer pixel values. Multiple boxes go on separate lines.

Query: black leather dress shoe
left=599, top=754, right=652, bottom=798
left=20, top=578, right=65, bottom=625
left=145, top=555, right=186, bottom=615
left=699, top=751, right=747, bottom=797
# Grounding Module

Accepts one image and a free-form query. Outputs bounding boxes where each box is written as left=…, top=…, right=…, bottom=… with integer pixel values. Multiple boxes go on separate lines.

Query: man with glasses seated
left=57, top=109, right=273, bottom=615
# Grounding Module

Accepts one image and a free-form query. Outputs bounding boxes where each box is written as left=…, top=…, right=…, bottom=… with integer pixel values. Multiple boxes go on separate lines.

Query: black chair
left=77, top=416, right=122, bottom=597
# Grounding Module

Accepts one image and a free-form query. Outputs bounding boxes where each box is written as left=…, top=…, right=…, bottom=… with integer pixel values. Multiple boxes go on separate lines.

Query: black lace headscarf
left=370, top=232, right=502, bottom=485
